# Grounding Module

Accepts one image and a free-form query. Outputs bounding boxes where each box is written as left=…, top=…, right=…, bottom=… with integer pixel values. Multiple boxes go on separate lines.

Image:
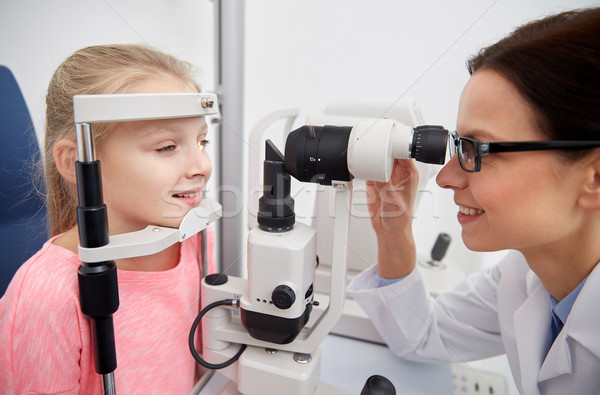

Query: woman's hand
left=366, top=159, right=419, bottom=278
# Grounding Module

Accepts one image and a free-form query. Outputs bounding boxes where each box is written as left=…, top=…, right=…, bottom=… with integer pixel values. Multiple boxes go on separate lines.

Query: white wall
left=245, top=0, right=596, bottom=129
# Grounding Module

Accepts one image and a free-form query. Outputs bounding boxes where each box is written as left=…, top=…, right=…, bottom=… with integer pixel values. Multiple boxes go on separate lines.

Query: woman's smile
left=457, top=204, right=485, bottom=225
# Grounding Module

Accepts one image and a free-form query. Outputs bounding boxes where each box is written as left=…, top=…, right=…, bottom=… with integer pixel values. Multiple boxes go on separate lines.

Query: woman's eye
left=198, top=139, right=210, bottom=151
left=156, top=144, right=176, bottom=153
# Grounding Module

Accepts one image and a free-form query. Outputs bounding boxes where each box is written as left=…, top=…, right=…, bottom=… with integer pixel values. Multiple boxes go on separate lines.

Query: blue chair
left=0, top=65, right=48, bottom=296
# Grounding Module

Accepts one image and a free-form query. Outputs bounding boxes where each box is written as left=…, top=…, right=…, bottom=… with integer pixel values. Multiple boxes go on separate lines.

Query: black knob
left=272, top=285, right=296, bottom=309
left=431, top=233, right=451, bottom=261
left=205, top=273, right=228, bottom=286
left=361, top=375, right=396, bottom=395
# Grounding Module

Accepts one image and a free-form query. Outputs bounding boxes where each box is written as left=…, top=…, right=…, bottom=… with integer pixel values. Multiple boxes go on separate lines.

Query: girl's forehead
left=108, top=116, right=208, bottom=143
left=140, top=116, right=208, bottom=134
left=124, top=74, right=198, bottom=94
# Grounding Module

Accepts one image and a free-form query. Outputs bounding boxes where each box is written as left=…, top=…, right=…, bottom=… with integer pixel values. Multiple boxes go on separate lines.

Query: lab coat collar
left=564, top=262, right=600, bottom=358
left=514, top=272, right=551, bottom=394
left=524, top=269, right=540, bottom=296
left=536, top=262, right=600, bottom=382
left=538, top=326, right=572, bottom=381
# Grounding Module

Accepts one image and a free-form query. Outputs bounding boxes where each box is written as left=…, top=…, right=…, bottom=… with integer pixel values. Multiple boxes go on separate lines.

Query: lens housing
left=284, top=121, right=448, bottom=184
left=284, top=125, right=354, bottom=185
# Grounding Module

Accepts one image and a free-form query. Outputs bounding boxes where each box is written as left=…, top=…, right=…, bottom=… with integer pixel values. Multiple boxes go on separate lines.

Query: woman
left=347, top=8, right=600, bottom=394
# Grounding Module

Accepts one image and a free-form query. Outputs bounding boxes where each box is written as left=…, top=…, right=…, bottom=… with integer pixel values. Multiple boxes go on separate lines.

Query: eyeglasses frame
left=450, top=131, right=600, bottom=172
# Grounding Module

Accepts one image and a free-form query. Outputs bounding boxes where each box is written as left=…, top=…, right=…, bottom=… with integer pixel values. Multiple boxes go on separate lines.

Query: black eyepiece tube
left=284, top=125, right=354, bottom=185
left=411, top=125, right=448, bottom=165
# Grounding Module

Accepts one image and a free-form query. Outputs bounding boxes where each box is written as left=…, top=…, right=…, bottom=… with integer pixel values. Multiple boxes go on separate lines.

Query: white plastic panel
left=73, top=93, right=218, bottom=123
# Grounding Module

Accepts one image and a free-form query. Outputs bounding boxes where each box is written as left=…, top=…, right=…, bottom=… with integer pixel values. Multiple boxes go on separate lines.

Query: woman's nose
left=436, top=154, right=467, bottom=190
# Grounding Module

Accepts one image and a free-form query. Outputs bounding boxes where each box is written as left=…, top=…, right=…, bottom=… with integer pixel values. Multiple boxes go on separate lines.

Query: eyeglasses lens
left=459, top=139, right=475, bottom=172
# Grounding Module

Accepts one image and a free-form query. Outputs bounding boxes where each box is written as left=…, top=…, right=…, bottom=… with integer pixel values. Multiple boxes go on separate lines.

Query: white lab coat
left=347, top=250, right=600, bottom=394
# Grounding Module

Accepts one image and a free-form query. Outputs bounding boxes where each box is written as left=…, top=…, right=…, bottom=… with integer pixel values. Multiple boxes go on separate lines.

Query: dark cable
left=189, top=299, right=247, bottom=370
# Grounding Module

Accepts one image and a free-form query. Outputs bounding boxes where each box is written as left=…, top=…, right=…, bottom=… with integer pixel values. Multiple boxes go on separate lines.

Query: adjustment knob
left=431, top=233, right=451, bottom=261
left=272, top=285, right=296, bottom=309
left=361, top=374, right=396, bottom=395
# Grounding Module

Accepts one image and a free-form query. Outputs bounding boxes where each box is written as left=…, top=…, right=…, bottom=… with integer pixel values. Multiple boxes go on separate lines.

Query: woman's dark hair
left=467, top=8, right=600, bottom=149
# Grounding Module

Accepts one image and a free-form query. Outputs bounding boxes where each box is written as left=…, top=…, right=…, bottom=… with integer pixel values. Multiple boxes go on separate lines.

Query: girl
left=1, top=44, right=215, bottom=394
left=348, top=8, right=600, bottom=395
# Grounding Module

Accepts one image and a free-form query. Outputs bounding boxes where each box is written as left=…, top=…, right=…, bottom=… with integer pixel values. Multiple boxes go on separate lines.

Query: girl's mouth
left=172, top=189, right=203, bottom=207
left=458, top=205, right=484, bottom=216
left=173, top=191, right=200, bottom=199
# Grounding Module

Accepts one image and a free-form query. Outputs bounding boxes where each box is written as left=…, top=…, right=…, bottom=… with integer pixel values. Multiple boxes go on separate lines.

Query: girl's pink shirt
left=0, top=228, right=215, bottom=395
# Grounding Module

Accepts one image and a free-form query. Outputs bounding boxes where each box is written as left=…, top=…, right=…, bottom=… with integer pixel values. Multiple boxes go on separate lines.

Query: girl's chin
left=156, top=205, right=205, bottom=229
left=153, top=214, right=187, bottom=229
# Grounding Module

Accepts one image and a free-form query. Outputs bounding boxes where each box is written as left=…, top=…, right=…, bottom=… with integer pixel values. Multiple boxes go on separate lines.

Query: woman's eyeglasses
left=449, top=132, right=600, bottom=172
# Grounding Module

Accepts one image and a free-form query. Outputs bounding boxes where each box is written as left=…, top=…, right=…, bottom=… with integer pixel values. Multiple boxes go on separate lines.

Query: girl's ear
left=578, top=152, right=600, bottom=211
left=53, top=140, right=78, bottom=184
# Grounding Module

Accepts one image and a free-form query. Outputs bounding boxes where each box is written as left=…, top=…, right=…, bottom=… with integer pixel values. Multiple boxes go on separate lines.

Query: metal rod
left=75, top=122, right=95, bottom=162
left=102, top=372, right=117, bottom=395
left=215, top=0, right=246, bottom=276
left=201, top=229, right=208, bottom=276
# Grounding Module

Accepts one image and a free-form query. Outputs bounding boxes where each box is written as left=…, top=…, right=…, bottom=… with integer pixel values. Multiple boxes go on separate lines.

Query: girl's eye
left=156, top=144, right=176, bottom=153
left=198, top=139, right=210, bottom=151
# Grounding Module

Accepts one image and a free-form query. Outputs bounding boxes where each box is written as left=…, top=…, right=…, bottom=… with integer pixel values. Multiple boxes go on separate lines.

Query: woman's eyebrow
left=458, top=129, right=498, bottom=140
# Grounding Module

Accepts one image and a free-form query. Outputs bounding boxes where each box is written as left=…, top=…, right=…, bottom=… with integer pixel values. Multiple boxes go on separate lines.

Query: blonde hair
left=45, top=44, right=202, bottom=236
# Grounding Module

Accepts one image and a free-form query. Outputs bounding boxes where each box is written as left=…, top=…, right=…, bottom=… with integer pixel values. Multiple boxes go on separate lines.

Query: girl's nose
left=186, top=145, right=212, bottom=179
left=436, top=154, right=467, bottom=190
